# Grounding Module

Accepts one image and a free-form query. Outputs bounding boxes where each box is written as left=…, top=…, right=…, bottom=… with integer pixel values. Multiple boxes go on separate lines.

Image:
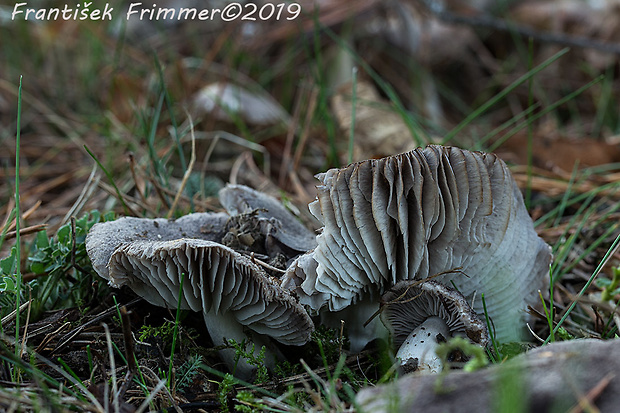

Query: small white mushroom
left=397, top=316, right=449, bottom=373
left=282, top=145, right=552, bottom=350
left=86, top=209, right=314, bottom=380
left=380, top=280, right=489, bottom=374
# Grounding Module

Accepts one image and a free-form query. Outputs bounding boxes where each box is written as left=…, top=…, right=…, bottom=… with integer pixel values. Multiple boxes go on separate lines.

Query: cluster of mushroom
left=87, top=145, right=552, bottom=378
left=86, top=184, right=317, bottom=379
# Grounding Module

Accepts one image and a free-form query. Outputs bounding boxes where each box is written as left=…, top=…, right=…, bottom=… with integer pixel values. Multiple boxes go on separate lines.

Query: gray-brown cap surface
left=219, top=184, right=317, bottom=253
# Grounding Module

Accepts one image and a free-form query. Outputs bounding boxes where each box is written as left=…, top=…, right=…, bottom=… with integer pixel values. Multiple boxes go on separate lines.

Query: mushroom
left=380, top=280, right=489, bottom=374
left=86, top=192, right=315, bottom=380
left=219, top=184, right=317, bottom=254
left=282, top=145, right=552, bottom=351
left=87, top=212, right=230, bottom=278
left=106, top=238, right=313, bottom=378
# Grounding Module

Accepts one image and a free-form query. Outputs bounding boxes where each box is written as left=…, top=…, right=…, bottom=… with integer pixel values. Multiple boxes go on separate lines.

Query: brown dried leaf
left=331, top=81, right=417, bottom=161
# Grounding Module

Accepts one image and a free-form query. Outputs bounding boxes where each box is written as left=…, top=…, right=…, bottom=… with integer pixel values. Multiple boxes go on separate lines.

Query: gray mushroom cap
left=87, top=212, right=229, bottom=280
left=282, top=145, right=552, bottom=346
left=86, top=209, right=315, bottom=378
left=86, top=212, right=313, bottom=344
left=380, top=280, right=489, bottom=349
left=105, top=238, right=313, bottom=345
left=219, top=184, right=317, bottom=253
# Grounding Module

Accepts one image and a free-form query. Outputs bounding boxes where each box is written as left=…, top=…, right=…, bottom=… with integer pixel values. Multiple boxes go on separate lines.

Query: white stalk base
left=395, top=316, right=450, bottom=374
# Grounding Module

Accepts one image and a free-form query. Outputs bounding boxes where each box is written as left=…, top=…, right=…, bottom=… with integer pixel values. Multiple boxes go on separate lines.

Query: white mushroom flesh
left=396, top=316, right=450, bottom=374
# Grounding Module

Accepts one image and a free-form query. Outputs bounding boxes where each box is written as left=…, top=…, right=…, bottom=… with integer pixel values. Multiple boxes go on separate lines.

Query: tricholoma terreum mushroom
left=282, top=145, right=552, bottom=356
left=86, top=185, right=315, bottom=379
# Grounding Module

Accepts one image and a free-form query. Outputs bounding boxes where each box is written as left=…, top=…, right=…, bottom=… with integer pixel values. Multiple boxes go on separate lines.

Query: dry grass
left=2, top=0, right=620, bottom=411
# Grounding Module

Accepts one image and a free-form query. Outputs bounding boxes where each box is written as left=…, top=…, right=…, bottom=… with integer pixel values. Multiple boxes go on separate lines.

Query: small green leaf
left=88, top=210, right=101, bottom=226
left=35, top=229, right=50, bottom=248
left=596, top=278, right=612, bottom=288
left=30, top=262, right=46, bottom=274
left=57, top=225, right=71, bottom=244
left=76, top=214, right=89, bottom=230
left=0, top=247, right=17, bottom=275
left=0, top=276, right=16, bottom=292
left=496, top=342, right=530, bottom=360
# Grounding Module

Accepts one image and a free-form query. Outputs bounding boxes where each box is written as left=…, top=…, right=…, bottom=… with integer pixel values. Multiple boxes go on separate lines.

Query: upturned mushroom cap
left=86, top=213, right=313, bottom=343
left=282, top=145, right=552, bottom=344
left=381, top=280, right=489, bottom=350
left=86, top=208, right=315, bottom=379
left=106, top=238, right=313, bottom=345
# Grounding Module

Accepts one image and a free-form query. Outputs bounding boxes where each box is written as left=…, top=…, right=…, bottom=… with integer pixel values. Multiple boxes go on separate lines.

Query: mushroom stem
left=395, top=316, right=450, bottom=374
left=320, top=296, right=389, bottom=353
left=202, top=310, right=279, bottom=380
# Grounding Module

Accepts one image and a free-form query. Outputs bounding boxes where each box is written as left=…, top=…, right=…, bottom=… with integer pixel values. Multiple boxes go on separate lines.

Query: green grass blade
left=544, top=230, right=620, bottom=345
left=84, top=145, right=134, bottom=216
left=320, top=25, right=428, bottom=147
left=487, top=75, right=603, bottom=153
left=57, top=357, right=83, bottom=384
left=153, top=53, right=186, bottom=171
left=472, top=103, right=540, bottom=151
left=553, top=164, right=580, bottom=228
left=14, top=76, right=23, bottom=364
left=535, top=180, right=618, bottom=228
left=482, top=293, right=501, bottom=361
left=525, top=37, right=535, bottom=209
left=146, top=92, right=166, bottom=185
left=442, top=48, right=570, bottom=145
left=348, top=66, right=358, bottom=164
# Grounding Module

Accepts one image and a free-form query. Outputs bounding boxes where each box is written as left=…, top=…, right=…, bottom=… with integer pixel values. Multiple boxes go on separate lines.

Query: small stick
left=279, top=82, right=305, bottom=187
left=19, top=287, right=33, bottom=358
left=118, top=306, right=137, bottom=402
left=338, top=320, right=345, bottom=356
left=419, top=0, right=620, bottom=56
left=4, top=224, right=48, bottom=240
left=120, top=306, right=137, bottom=374
left=293, top=86, right=319, bottom=171
left=568, top=372, right=614, bottom=413
left=167, top=113, right=197, bottom=219
left=129, top=152, right=148, bottom=206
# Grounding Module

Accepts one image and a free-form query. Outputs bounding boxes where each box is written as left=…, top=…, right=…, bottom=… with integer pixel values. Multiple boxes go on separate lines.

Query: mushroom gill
left=107, top=239, right=313, bottom=345
left=282, top=145, right=552, bottom=348
left=86, top=187, right=315, bottom=379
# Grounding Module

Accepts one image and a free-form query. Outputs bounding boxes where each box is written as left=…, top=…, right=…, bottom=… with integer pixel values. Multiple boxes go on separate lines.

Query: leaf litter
left=2, top=0, right=620, bottom=411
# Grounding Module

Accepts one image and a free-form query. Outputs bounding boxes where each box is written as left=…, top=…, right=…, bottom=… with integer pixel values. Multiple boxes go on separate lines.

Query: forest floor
left=2, top=1, right=620, bottom=411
